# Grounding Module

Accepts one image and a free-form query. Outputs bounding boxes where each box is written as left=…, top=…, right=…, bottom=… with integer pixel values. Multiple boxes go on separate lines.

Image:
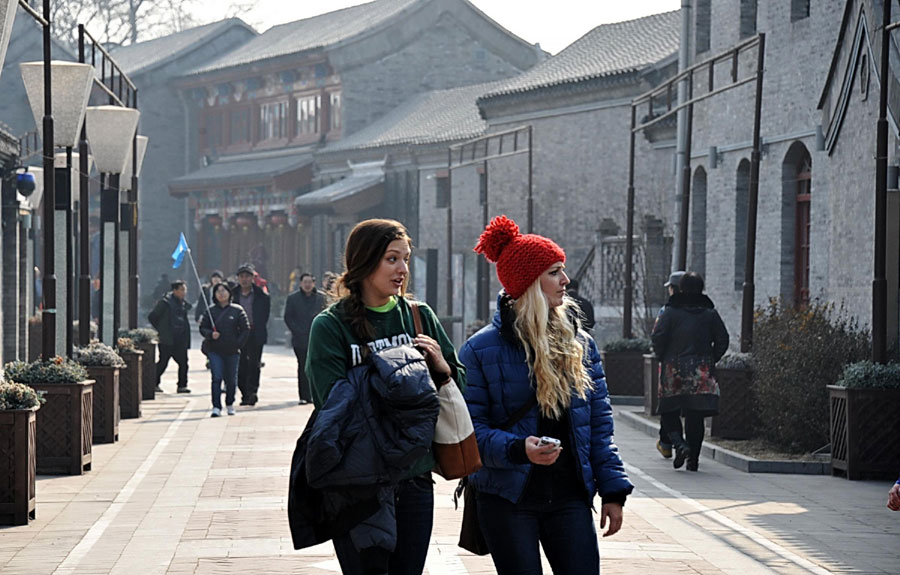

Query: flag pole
left=182, top=239, right=216, bottom=332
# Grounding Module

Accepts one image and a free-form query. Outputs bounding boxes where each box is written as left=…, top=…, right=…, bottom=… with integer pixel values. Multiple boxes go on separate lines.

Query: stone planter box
left=828, top=385, right=900, bottom=480
left=600, top=350, right=645, bottom=396
left=86, top=366, right=119, bottom=444
left=643, top=354, right=659, bottom=415
left=118, top=350, right=143, bottom=419
left=135, top=341, right=157, bottom=401
left=28, top=380, right=93, bottom=475
left=710, top=367, right=755, bottom=440
left=0, top=409, right=37, bottom=525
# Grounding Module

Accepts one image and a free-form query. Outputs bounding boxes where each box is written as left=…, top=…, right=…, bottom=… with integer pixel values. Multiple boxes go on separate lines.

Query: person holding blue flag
left=147, top=233, right=197, bottom=393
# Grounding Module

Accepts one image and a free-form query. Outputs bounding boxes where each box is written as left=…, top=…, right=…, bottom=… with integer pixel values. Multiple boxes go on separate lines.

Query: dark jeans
left=157, top=341, right=188, bottom=387
left=477, top=491, right=599, bottom=574
left=238, top=341, right=264, bottom=404
left=660, top=409, right=705, bottom=461
left=208, top=352, right=239, bottom=410
left=332, top=475, right=434, bottom=575
left=293, top=345, right=310, bottom=402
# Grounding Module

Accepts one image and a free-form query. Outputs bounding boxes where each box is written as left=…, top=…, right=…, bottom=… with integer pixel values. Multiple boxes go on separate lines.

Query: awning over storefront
left=169, top=152, right=313, bottom=196
left=294, top=173, right=385, bottom=215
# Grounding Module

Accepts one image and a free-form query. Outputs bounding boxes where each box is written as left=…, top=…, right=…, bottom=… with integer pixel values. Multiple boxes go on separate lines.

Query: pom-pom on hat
left=474, top=215, right=566, bottom=299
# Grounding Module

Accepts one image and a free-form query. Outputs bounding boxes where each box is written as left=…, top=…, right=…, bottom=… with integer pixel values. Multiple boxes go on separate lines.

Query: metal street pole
left=873, top=5, right=891, bottom=363
left=39, top=0, right=56, bottom=359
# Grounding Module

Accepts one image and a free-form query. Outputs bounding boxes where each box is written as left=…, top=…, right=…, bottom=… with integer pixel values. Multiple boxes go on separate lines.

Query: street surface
left=1, top=345, right=897, bottom=574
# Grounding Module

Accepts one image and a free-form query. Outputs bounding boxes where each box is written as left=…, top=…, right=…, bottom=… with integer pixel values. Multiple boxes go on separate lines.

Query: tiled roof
left=188, top=0, right=421, bottom=75
left=480, top=10, right=680, bottom=101
left=169, top=151, right=312, bottom=193
left=294, top=173, right=384, bottom=210
left=324, top=80, right=503, bottom=153
left=111, top=19, right=255, bottom=76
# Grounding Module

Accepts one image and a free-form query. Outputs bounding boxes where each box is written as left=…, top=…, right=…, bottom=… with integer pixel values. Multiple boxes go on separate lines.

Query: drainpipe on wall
left=673, top=0, right=692, bottom=272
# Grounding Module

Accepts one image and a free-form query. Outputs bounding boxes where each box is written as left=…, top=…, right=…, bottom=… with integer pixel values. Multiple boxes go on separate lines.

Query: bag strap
left=410, top=301, right=424, bottom=336
left=500, top=395, right=538, bottom=431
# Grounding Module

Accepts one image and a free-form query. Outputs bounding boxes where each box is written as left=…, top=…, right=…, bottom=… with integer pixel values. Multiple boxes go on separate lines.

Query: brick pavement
left=1, top=346, right=898, bottom=574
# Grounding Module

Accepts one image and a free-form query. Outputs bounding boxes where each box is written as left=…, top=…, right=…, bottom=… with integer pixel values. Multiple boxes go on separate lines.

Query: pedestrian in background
left=653, top=270, right=685, bottom=460
left=461, top=215, right=632, bottom=574
left=232, top=263, right=270, bottom=406
left=889, top=476, right=900, bottom=511
left=284, top=272, right=326, bottom=404
left=565, top=278, right=595, bottom=331
left=651, top=271, right=729, bottom=471
left=195, top=270, right=223, bottom=323
left=148, top=280, right=192, bottom=393
left=199, top=282, right=250, bottom=417
left=306, top=218, right=464, bottom=575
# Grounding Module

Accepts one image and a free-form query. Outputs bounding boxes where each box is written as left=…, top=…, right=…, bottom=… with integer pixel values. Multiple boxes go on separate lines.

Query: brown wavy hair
left=336, top=219, right=412, bottom=344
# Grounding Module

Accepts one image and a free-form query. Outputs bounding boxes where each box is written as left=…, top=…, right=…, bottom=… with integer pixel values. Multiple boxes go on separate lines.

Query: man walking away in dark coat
left=284, top=273, right=327, bottom=404
left=148, top=280, right=192, bottom=393
left=566, top=279, right=595, bottom=331
left=232, top=263, right=270, bottom=406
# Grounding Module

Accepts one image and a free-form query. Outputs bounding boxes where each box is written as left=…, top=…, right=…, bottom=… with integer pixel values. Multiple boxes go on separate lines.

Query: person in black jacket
left=200, top=283, right=251, bottom=417
left=651, top=271, right=729, bottom=471
left=148, top=280, right=192, bottom=393
left=566, top=278, right=595, bottom=332
left=194, top=270, right=224, bottom=323
left=232, top=263, right=270, bottom=406
left=284, top=273, right=326, bottom=404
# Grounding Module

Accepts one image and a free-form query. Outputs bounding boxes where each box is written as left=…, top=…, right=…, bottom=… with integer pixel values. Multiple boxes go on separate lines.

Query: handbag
left=457, top=395, right=537, bottom=555
left=410, top=302, right=482, bottom=480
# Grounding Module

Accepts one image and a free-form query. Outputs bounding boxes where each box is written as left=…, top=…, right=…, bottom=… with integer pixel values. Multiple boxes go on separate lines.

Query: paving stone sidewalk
left=1, top=346, right=897, bottom=574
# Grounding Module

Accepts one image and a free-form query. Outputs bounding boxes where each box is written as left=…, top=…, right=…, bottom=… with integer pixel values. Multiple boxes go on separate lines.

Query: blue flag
left=171, top=233, right=189, bottom=269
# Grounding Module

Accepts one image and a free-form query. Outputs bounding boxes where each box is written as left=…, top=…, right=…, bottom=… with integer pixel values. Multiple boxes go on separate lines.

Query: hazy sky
left=195, top=0, right=681, bottom=55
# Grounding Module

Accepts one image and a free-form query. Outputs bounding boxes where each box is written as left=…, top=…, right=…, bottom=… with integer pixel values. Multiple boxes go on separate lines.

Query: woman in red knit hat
left=460, top=215, right=633, bottom=574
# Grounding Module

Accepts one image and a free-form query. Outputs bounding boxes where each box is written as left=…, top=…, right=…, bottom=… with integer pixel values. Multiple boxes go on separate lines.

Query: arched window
left=740, top=0, right=758, bottom=39
left=735, top=160, right=750, bottom=290
left=791, top=0, right=810, bottom=22
left=691, top=167, right=708, bottom=277
left=780, top=142, right=813, bottom=305
left=696, top=0, right=711, bottom=54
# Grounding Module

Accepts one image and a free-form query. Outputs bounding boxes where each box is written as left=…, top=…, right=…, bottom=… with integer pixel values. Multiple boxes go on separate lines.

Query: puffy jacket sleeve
left=651, top=307, right=671, bottom=360
left=586, top=338, right=633, bottom=496
left=460, top=338, right=524, bottom=470
left=235, top=306, right=251, bottom=349
left=199, top=307, right=214, bottom=339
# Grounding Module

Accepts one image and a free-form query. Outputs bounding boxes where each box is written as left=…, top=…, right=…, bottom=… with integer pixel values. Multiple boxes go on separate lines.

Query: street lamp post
left=85, top=105, right=140, bottom=346
left=120, top=134, right=147, bottom=330
left=21, top=61, right=94, bottom=357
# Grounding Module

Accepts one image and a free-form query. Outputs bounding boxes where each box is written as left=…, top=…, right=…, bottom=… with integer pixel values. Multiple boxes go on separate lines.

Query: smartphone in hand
left=538, top=436, right=561, bottom=448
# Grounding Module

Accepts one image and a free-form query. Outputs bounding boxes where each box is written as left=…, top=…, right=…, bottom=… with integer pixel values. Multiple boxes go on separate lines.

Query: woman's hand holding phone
left=525, top=435, right=561, bottom=465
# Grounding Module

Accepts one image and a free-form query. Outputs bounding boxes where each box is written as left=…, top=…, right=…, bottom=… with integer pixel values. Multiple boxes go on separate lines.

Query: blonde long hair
left=512, top=280, right=593, bottom=418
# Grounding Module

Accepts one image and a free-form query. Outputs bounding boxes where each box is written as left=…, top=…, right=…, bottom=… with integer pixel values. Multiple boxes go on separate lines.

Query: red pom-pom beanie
left=474, top=215, right=566, bottom=299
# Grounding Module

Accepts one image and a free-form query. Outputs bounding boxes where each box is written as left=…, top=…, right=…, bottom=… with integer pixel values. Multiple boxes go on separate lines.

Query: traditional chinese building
left=168, top=0, right=542, bottom=293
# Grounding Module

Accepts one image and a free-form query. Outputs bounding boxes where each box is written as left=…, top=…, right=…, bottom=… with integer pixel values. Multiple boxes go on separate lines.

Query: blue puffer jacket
left=460, top=295, right=633, bottom=504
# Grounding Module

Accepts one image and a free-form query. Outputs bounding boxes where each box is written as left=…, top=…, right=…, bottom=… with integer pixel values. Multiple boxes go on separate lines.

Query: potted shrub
left=600, top=337, right=651, bottom=396
left=0, top=381, right=42, bottom=525
left=74, top=342, right=124, bottom=444
left=121, top=328, right=158, bottom=400
left=642, top=353, right=659, bottom=415
left=4, top=357, right=93, bottom=475
left=829, top=361, right=900, bottom=480
left=710, top=352, right=756, bottom=440
left=116, top=337, right=143, bottom=419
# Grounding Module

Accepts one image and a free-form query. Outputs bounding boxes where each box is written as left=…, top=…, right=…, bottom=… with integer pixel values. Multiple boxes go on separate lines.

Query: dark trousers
left=293, top=345, right=310, bottom=401
left=209, top=352, right=239, bottom=410
left=660, top=409, right=705, bottom=461
left=238, top=341, right=264, bottom=404
left=157, top=341, right=188, bottom=388
left=332, top=475, right=434, bottom=575
left=477, top=491, right=599, bottom=575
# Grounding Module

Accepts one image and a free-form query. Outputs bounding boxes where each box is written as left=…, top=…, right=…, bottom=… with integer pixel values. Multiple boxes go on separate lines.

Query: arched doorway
left=782, top=142, right=812, bottom=306
left=691, top=167, right=707, bottom=277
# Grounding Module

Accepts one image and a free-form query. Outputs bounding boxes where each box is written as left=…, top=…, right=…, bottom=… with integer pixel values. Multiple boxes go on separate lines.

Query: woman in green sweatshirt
left=305, top=218, right=465, bottom=575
